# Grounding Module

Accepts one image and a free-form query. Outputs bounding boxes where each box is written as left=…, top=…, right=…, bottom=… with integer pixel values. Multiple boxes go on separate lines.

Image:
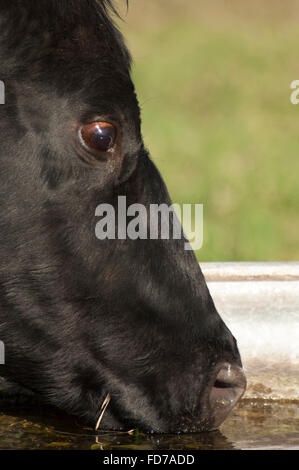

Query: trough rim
left=200, top=261, right=299, bottom=282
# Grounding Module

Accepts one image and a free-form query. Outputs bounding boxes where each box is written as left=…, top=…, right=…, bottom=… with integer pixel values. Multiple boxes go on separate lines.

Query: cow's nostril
left=209, top=363, right=246, bottom=429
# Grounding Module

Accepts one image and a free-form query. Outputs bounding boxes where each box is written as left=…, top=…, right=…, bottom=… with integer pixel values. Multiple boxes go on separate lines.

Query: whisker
left=95, top=393, right=111, bottom=431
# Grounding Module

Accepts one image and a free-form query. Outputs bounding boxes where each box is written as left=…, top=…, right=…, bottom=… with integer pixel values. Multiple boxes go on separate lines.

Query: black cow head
left=0, top=0, right=246, bottom=432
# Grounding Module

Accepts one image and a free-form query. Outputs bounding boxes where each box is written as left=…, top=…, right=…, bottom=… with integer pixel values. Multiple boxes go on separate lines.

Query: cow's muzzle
left=209, top=362, right=246, bottom=430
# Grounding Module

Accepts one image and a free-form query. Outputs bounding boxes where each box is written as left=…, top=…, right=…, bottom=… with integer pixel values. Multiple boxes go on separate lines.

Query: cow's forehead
left=55, top=23, right=131, bottom=70
left=0, top=1, right=131, bottom=78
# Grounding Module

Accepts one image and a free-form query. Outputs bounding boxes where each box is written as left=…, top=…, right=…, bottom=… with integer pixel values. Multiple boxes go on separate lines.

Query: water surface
left=0, top=400, right=297, bottom=450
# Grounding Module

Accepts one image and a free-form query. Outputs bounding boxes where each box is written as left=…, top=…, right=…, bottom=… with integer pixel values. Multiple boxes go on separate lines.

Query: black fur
left=0, top=1, right=242, bottom=432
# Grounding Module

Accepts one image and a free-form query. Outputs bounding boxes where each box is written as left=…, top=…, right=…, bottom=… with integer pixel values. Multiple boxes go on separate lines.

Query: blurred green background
left=118, top=0, right=299, bottom=261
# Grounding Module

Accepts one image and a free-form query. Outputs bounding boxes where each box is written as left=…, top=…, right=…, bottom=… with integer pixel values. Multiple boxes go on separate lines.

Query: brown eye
left=80, top=121, right=116, bottom=153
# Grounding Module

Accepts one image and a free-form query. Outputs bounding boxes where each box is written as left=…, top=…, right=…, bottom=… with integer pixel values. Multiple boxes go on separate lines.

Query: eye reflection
left=80, top=122, right=117, bottom=153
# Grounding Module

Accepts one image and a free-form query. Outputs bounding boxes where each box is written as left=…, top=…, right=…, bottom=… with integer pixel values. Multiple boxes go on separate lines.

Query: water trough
left=202, top=261, right=299, bottom=401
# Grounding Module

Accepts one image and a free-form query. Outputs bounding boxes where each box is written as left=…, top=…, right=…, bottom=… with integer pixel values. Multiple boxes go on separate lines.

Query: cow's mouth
left=93, top=363, right=246, bottom=434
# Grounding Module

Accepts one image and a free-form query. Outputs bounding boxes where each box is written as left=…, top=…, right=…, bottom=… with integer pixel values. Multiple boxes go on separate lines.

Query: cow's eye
left=79, top=122, right=117, bottom=153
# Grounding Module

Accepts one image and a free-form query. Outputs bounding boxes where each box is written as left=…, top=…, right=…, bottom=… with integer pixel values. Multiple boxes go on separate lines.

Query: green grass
left=120, top=1, right=299, bottom=261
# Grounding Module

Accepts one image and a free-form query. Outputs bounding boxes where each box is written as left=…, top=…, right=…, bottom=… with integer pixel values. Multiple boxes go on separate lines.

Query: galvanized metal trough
left=202, top=261, right=299, bottom=401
